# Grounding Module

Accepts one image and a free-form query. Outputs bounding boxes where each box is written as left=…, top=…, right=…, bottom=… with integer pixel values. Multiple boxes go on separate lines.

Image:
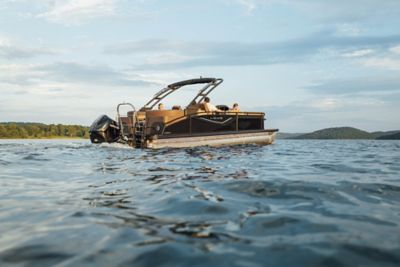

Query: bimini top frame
left=140, top=77, right=223, bottom=111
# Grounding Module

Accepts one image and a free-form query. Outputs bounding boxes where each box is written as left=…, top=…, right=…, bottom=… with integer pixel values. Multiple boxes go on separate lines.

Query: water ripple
left=0, top=139, right=399, bottom=266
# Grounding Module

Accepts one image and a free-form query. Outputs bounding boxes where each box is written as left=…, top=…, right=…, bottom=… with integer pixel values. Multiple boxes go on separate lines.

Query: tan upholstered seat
left=186, top=103, right=206, bottom=115
left=203, top=103, right=211, bottom=112
left=146, top=110, right=185, bottom=124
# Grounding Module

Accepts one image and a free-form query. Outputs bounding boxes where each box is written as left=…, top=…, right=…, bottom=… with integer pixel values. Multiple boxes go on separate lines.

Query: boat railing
left=116, top=102, right=136, bottom=141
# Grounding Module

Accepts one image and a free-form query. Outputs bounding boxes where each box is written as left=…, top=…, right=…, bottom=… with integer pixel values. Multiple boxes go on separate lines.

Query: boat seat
left=127, top=111, right=145, bottom=121
left=203, top=103, right=211, bottom=112
left=186, top=103, right=207, bottom=115
left=146, top=110, right=185, bottom=124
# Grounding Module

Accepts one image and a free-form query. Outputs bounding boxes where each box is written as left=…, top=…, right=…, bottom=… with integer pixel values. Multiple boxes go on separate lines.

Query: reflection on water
left=0, top=139, right=400, bottom=266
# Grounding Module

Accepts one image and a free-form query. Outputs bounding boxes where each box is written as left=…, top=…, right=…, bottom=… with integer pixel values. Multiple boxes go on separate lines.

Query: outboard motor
left=89, top=115, right=120, bottom=144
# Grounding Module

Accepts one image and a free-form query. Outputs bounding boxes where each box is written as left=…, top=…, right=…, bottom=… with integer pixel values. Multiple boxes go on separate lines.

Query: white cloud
left=362, top=57, right=400, bottom=70
left=236, top=0, right=257, bottom=14
left=310, top=95, right=384, bottom=111
left=311, top=98, right=340, bottom=109
left=335, top=23, right=362, bottom=36
left=0, top=64, right=44, bottom=85
left=228, top=0, right=400, bottom=22
left=258, top=93, right=393, bottom=132
left=0, top=62, right=159, bottom=87
left=144, top=53, right=194, bottom=65
left=0, top=35, right=57, bottom=59
left=0, top=36, right=11, bottom=46
left=38, top=0, right=117, bottom=25
left=0, top=62, right=162, bottom=124
left=389, top=45, right=400, bottom=54
left=105, top=32, right=400, bottom=69
left=306, top=76, right=400, bottom=95
left=342, top=49, right=374, bottom=58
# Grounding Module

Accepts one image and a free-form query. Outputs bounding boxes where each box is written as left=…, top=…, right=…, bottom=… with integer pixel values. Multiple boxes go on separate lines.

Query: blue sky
left=1, top=0, right=400, bottom=132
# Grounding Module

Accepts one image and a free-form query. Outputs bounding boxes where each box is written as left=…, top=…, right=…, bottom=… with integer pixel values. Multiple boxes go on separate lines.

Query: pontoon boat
left=89, top=78, right=278, bottom=148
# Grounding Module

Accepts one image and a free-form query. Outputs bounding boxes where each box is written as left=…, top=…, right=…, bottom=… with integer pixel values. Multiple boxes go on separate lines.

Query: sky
left=1, top=0, right=400, bottom=132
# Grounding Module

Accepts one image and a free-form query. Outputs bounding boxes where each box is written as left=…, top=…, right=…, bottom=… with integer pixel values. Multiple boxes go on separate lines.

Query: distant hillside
left=287, top=127, right=400, bottom=140
left=0, top=122, right=89, bottom=139
left=276, top=132, right=304, bottom=139
left=376, top=132, right=400, bottom=140
left=371, top=130, right=400, bottom=139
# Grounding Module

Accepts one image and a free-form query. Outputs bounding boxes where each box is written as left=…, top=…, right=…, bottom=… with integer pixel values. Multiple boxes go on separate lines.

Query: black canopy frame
left=141, top=78, right=223, bottom=110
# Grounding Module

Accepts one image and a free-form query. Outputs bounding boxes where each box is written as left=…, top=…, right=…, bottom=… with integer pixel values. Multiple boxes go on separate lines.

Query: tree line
left=0, top=122, right=90, bottom=139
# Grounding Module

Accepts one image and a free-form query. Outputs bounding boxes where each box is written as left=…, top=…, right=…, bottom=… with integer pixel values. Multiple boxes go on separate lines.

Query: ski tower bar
left=140, top=78, right=223, bottom=111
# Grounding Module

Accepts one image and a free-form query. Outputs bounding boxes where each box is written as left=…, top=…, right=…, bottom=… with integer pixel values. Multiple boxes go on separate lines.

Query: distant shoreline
left=2, top=123, right=399, bottom=140
left=277, top=127, right=400, bottom=140
left=0, top=122, right=90, bottom=139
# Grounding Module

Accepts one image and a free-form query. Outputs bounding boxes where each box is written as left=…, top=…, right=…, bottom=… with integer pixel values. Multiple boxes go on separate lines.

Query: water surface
left=1, top=140, right=400, bottom=266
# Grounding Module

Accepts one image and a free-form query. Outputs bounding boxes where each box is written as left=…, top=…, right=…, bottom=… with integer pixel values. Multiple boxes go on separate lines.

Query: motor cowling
left=89, top=115, right=120, bottom=143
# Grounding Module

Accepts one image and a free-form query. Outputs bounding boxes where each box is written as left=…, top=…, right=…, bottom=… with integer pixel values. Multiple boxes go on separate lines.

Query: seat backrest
left=203, top=103, right=211, bottom=112
left=145, top=110, right=185, bottom=123
left=186, top=103, right=205, bottom=114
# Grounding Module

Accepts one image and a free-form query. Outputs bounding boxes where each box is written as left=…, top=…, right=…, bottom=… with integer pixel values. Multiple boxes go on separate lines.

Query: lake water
left=1, top=139, right=400, bottom=266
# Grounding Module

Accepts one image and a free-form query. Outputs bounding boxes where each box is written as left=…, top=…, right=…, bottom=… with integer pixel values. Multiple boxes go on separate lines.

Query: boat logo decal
left=196, top=116, right=234, bottom=125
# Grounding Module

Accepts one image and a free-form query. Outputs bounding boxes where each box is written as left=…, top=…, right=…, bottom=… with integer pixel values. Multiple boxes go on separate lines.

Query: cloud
left=0, top=62, right=159, bottom=88
left=361, top=57, right=400, bottom=71
left=340, top=44, right=400, bottom=71
left=0, top=37, right=55, bottom=59
left=226, top=0, right=400, bottom=23
left=37, top=62, right=158, bottom=87
left=389, top=45, right=400, bottom=54
left=252, top=91, right=399, bottom=132
left=37, top=0, right=117, bottom=25
left=306, top=76, right=400, bottom=95
left=342, top=49, right=374, bottom=58
left=352, top=45, right=400, bottom=71
left=235, top=0, right=257, bottom=14
left=0, top=62, right=162, bottom=124
left=300, top=0, right=400, bottom=22
left=0, top=64, right=42, bottom=86
left=335, top=23, right=363, bottom=37
left=105, top=31, right=400, bottom=69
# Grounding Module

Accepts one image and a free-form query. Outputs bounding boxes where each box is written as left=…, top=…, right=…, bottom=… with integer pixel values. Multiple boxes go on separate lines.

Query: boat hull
left=146, top=130, right=276, bottom=149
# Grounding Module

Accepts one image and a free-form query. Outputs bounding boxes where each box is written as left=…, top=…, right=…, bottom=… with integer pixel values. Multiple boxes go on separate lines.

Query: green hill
left=287, top=127, right=400, bottom=140
left=276, top=132, right=304, bottom=139
left=293, top=127, right=374, bottom=139
left=0, top=122, right=89, bottom=139
left=376, top=132, right=400, bottom=140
